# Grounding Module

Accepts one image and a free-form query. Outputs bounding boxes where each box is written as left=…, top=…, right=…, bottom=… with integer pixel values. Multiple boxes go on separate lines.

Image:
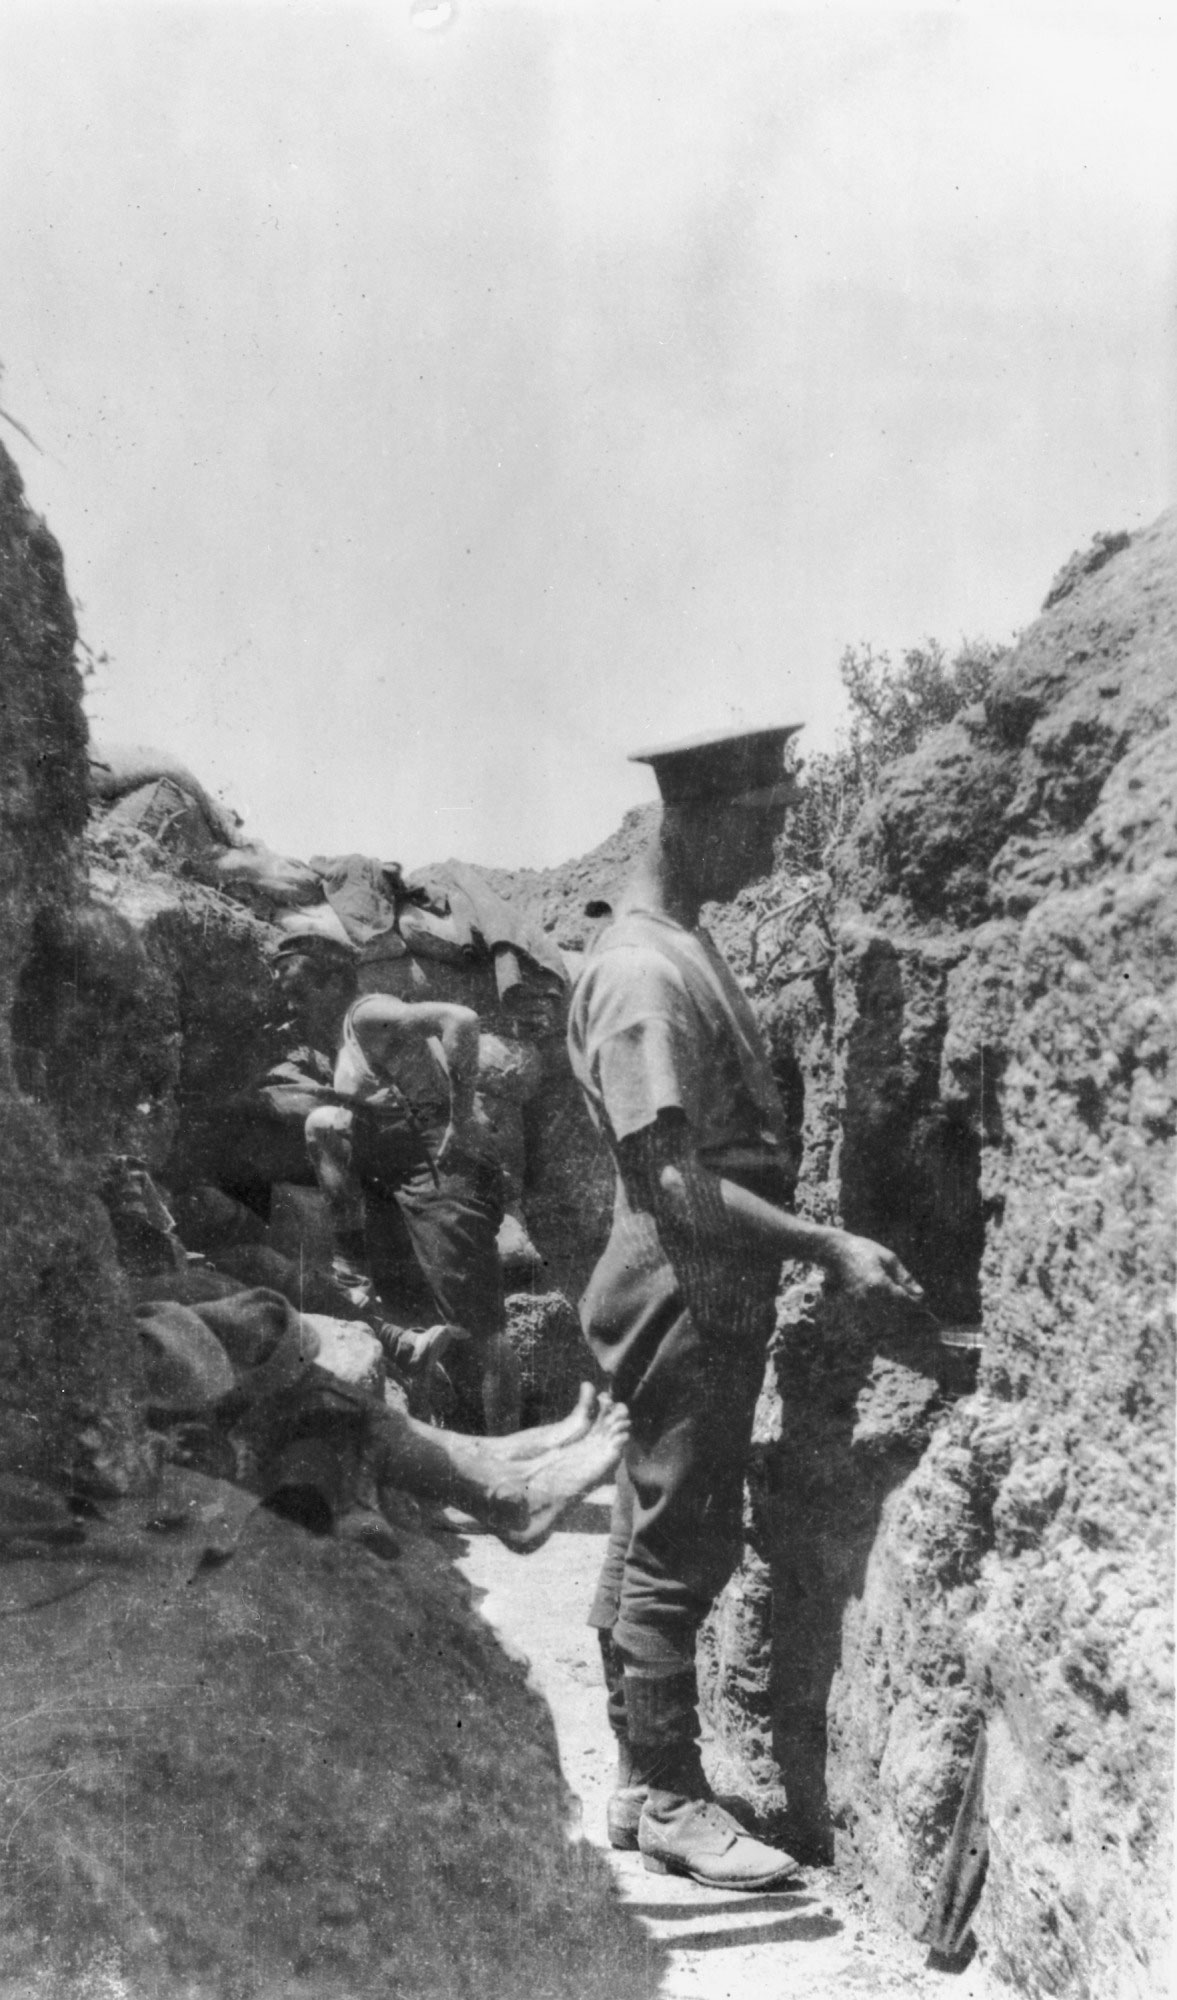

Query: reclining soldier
left=136, top=1285, right=628, bottom=1554
left=368, top=1377, right=627, bottom=1553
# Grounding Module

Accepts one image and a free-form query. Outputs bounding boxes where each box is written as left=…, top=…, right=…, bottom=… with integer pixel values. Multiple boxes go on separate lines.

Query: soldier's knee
left=305, top=1104, right=353, bottom=1149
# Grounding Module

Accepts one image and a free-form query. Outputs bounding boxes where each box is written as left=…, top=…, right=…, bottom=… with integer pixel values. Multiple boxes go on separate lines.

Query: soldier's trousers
left=352, top=1111, right=506, bottom=1424
left=586, top=1280, right=776, bottom=1673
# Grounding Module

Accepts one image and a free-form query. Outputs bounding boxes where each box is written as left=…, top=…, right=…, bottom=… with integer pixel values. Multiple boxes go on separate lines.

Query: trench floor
left=455, top=1487, right=996, bottom=2000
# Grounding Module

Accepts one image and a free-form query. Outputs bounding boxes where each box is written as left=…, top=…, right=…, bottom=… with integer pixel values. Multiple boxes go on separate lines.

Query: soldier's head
left=630, top=725, right=803, bottom=904
left=269, top=930, right=358, bottom=1045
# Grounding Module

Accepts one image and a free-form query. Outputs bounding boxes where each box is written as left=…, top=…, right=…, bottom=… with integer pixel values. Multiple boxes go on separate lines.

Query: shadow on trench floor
left=0, top=1471, right=663, bottom=2000
left=454, top=1486, right=998, bottom=2000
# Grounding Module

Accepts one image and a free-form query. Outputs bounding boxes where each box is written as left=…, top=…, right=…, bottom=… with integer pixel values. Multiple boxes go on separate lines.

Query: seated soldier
left=275, top=937, right=522, bottom=1435
left=177, top=933, right=357, bottom=1231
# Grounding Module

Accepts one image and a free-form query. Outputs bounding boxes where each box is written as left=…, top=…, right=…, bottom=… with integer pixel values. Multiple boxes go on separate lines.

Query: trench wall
left=7, top=422, right=1171, bottom=1991
left=0, top=442, right=151, bottom=1491
left=703, top=512, right=1175, bottom=1995
left=0, top=438, right=664, bottom=2000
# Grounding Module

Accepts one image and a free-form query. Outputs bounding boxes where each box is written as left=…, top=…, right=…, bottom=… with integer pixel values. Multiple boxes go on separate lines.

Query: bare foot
left=495, top=1382, right=599, bottom=1462
left=491, top=1401, right=630, bottom=1553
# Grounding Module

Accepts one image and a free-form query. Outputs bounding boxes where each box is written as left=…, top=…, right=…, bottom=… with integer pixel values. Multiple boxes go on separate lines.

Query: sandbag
left=273, top=901, right=356, bottom=949
left=396, top=902, right=471, bottom=965
left=107, top=777, right=221, bottom=866
left=212, top=840, right=323, bottom=913
left=404, top=859, right=567, bottom=988
left=308, top=852, right=404, bottom=947
left=88, top=742, right=241, bottom=847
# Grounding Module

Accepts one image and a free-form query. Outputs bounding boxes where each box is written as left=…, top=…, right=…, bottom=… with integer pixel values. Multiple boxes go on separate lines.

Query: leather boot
left=599, top=1631, right=645, bottom=1850
left=626, top=1667, right=803, bottom=1891
left=639, top=1797, right=804, bottom=1890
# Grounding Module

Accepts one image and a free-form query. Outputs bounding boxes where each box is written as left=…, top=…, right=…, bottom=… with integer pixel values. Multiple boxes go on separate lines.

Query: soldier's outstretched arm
left=618, top=1110, right=923, bottom=1305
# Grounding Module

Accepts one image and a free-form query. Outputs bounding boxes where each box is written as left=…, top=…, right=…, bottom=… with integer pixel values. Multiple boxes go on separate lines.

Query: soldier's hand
left=829, top=1233, right=924, bottom=1303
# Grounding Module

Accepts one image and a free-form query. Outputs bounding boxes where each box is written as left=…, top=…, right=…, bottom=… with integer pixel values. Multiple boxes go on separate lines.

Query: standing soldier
left=568, top=726, right=923, bottom=1889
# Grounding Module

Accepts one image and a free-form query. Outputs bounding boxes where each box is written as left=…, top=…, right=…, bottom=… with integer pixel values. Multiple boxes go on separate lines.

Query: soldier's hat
left=629, top=724, right=803, bottom=808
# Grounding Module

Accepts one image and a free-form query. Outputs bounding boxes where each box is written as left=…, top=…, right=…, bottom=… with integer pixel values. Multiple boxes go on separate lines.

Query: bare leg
left=304, top=1105, right=364, bottom=1234
left=369, top=1398, right=629, bottom=1554
left=367, top=1400, right=568, bottom=1512
left=490, top=1402, right=631, bottom=1552
left=393, top=1324, right=526, bottom=1440
left=433, top=1380, right=602, bottom=1462
left=496, top=1382, right=598, bottom=1458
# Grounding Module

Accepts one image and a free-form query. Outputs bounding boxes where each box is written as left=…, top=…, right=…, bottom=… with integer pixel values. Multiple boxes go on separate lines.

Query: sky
left=0, top=0, right=1173, bottom=870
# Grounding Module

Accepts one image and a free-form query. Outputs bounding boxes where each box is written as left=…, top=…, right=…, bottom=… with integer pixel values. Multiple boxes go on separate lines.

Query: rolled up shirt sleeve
left=575, top=948, right=703, bottom=1141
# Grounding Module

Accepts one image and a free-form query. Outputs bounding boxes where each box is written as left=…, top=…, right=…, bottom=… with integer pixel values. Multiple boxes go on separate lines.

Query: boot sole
left=640, top=1850, right=804, bottom=1891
